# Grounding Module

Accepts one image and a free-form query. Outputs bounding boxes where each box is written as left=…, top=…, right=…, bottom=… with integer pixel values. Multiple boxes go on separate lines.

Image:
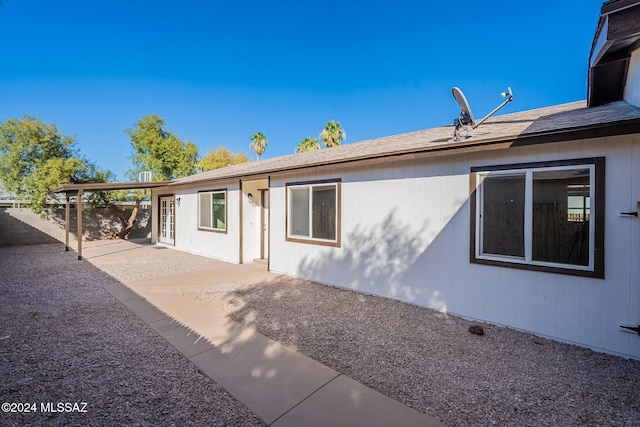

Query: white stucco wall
left=151, top=133, right=640, bottom=360
left=624, top=47, right=640, bottom=108
left=152, top=181, right=241, bottom=263
left=269, top=134, right=640, bottom=360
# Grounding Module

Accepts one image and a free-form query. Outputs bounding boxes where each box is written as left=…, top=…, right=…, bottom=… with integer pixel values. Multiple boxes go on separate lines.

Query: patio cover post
left=77, top=189, right=83, bottom=260
left=65, top=195, right=70, bottom=251
left=51, top=181, right=170, bottom=261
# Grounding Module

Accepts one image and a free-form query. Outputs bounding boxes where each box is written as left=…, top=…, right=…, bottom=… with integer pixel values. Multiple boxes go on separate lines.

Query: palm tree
left=319, top=120, right=346, bottom=148
left=249, top=131, right=267, bottom=160
left=295, top=137, right=320, bottom=153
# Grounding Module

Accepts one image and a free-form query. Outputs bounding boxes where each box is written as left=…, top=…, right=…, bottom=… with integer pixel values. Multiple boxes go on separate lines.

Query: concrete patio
left=80, top=239, right=445, bottom=426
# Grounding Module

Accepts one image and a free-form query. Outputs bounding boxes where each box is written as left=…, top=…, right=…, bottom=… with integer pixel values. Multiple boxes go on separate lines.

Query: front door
left=160, top=196, right=175, bottom=245
left=261, top=189, right=269, bottom=259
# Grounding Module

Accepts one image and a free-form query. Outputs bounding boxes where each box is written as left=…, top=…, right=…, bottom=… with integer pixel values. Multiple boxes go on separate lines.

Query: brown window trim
left=470, top=157, right=605, bottom=279
left=285, top=179, right=341, bottom=248
left=197, top=188, right=228, bottom=234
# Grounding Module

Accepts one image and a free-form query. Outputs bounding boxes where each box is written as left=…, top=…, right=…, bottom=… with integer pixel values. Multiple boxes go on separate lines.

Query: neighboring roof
left=52, top=181, right=172, bottom=194
left=170, top=100, right=640, bottom=187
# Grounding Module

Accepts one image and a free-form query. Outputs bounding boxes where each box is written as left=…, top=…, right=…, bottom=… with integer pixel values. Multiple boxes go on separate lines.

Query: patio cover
left=52, top=181, right=171, bottom=259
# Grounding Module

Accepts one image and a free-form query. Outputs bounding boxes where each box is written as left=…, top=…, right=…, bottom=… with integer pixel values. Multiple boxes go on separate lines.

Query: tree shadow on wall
left=49, top=208, right=151, bottom=241
left=296, top=209, right=429, bottom=304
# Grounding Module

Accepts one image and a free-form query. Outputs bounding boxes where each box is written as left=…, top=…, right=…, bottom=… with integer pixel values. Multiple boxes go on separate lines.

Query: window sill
left=198, top=227, right=227, bottom=234
left=470, top=256, right=603, bottom=279
left=286, top=236, right=340, bottom=247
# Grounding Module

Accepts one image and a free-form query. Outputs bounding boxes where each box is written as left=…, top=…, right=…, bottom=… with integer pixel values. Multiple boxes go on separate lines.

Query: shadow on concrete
left=80, top=237, right=157, bottom=259
left=0, top=242, right=265, bottom=426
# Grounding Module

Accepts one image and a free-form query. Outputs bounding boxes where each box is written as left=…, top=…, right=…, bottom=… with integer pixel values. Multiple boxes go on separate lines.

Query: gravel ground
left=184, top=272, right=640, bottom=426
left=5, top=240, right=640, bottom=426
left=0, top=244, right=264, bottom=427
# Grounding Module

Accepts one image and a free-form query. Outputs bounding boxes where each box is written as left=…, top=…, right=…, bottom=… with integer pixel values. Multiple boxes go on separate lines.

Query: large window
left=287, top=180, right=340, bottom=246
left=471, top=158, right=604, bottom=278
left=198, top=190, right=226, bottom=232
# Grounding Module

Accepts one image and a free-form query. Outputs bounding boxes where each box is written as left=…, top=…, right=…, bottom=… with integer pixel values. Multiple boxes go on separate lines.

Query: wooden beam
left=77, top=189, right=83, bottom=260
left=65, top=196, right=70, bottom=251
left=52, top=181, right=171, bottom=193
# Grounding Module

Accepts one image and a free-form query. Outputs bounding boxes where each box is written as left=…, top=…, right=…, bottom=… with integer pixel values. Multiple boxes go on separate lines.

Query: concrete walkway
left=83, top=241, right=445, bottom=426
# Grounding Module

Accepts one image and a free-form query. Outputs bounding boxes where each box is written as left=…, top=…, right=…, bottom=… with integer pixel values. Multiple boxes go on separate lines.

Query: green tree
left=126, top=114, right=199, bottom=181
left=0, top=115, right=111, bottom=216
left=295, top=137, right=320, bottom=153
left=199, top=146, right=250, bottom=171
left=115, top=114, right=199, bottom=238
left=319, top=120, right=346, bottom=148
left=249, top=131, right=267, bottom=160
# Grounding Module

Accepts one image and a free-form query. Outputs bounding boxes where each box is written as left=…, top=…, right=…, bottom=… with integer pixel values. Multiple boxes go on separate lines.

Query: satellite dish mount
left=451, top=87, right=513, bottom=141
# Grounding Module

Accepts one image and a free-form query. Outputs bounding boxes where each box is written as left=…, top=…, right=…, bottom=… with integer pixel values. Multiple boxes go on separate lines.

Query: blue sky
left=1, top=1, right=603, bottom=180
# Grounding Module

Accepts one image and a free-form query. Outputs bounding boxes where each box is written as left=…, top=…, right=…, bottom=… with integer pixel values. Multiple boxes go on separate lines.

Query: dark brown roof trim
left=166, top=118, right=640, bottom=188
left=52, top=181, right=172, bottom=194
left=602, top=0, right=640, bottom=15
left=589, top=1, right=640, bottom=106
left=510, top=116, right=640, bottom=146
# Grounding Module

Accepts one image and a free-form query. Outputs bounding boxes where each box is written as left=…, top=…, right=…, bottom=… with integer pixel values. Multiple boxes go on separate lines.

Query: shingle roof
left=170, top=100, right=640, bottom=187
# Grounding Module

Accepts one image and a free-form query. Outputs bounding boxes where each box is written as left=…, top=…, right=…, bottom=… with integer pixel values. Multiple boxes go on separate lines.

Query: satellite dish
left=451, top=86, right=514, bottom=141
left=452, top=87, right=476, bottom=127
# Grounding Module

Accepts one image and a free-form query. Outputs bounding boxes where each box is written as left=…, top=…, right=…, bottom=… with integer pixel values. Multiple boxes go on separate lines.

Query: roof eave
left=164, top=117, right=640, bottom=189
left=588, top=1, right=640, bottom=106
